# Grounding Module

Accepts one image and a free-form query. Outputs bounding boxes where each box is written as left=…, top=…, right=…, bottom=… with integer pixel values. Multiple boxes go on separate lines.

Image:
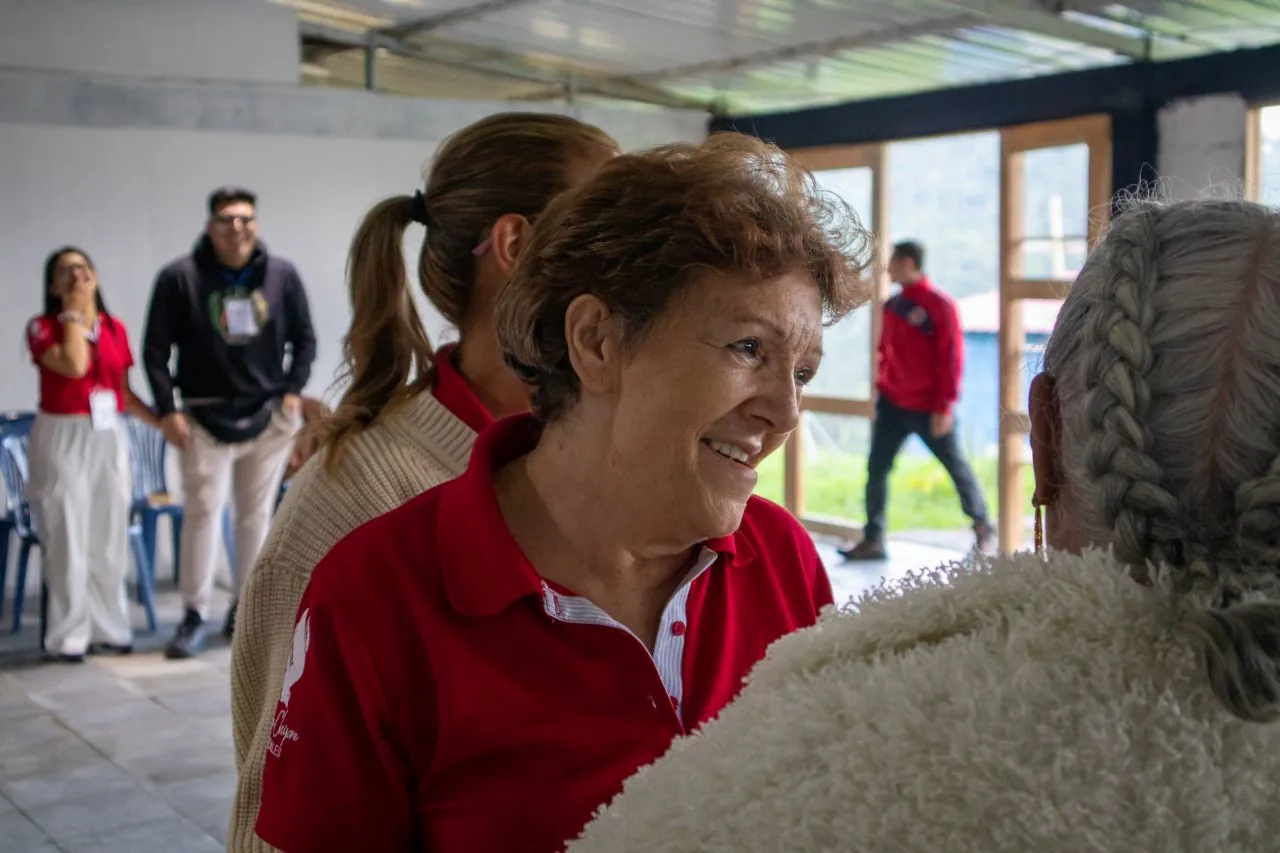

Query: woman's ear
left=563, top=294, right=622, bottom=398
left=1029, top=372, right=1062, bottom=508
left=487, top=213, right=533, bottom=277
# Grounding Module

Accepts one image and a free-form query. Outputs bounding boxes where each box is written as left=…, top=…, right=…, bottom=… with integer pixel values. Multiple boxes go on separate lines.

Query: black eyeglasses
left=213, top=214, right=255, bottom=227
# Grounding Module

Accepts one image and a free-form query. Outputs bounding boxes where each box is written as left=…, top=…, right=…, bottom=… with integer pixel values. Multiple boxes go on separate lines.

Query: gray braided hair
left=1043, top=198, right=1280, bottom=723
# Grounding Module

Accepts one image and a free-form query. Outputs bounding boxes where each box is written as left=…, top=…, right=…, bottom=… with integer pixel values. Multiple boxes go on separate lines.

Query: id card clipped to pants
left=89, top=389, right=119, bottom=431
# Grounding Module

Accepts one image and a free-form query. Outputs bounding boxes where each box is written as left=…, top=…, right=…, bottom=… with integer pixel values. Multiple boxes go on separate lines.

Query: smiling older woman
left=566, top=199, right=1280, bottom=852
left=252, top=133, right=869, bottom=853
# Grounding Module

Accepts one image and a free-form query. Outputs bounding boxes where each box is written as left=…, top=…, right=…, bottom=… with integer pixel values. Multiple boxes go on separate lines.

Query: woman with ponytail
left=567, top=199, right=1280, bottom=852
left=228, top=112, right=618, bottom=852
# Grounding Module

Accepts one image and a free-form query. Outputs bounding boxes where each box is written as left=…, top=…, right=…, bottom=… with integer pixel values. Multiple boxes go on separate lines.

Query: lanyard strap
left=223, top=265, right=254, bottom=289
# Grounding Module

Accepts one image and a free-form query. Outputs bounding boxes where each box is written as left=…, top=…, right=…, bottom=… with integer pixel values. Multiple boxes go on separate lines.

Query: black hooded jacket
left=143, top=236, right=316, bottom=444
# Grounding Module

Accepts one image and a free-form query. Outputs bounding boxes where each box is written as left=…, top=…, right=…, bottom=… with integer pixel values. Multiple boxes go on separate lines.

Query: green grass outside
left=754, top=449, right=1036, bottom=531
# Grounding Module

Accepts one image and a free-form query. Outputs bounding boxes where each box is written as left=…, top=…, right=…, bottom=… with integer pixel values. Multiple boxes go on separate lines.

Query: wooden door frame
left=997, top=114, right=1112, bottom=552
left=1246, top=105, right=1263, bottom=199
left=784, top=143, right=889, bottom=538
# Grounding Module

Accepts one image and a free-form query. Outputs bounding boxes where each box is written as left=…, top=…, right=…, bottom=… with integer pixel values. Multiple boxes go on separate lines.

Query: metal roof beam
left=935, top=0, right=1196, bottom=61
left=609, top=14, right=982, bottom=85
left=380, top=0, right=537, bottom=40
left=299, top=21, right=714, bottom=112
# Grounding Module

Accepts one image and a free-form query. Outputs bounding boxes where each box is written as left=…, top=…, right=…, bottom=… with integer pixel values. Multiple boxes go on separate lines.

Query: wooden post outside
left=1245, top=106, right=1263, bottom=203
left=997, top=137, right=1026, bottom=554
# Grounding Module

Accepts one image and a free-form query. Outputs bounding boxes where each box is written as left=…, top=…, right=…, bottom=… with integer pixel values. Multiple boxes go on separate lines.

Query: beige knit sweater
left=227, top=392, right=477, bottom=853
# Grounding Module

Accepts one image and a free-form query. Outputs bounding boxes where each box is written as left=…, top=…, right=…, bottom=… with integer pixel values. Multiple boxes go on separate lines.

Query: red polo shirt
left=256, top=415, right=832, bottom=853
left=431, top=343, right=492, bottom=432
left=27, top=314, right=133, bottom=415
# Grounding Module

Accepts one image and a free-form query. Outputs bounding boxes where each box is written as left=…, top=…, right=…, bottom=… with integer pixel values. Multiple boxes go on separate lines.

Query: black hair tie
left=409, top=190, right=429, bottom=226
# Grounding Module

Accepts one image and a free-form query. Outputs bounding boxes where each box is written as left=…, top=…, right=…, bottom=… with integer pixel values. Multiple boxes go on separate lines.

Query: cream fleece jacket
left=227, top=392, right=477, bottom=853
left=570, top=548, right=1280, bottom=852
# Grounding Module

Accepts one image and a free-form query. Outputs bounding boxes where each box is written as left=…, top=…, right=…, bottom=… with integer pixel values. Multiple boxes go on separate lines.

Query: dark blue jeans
left=864, top=396, right=989, bottom=542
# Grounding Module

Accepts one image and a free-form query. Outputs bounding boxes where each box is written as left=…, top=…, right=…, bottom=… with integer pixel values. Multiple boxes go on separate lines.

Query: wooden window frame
left=997, top=114, right=1112, bottom=552
left=782, top=117, right=1112, bottom=553
left=781, top=143, right=889, bottom=539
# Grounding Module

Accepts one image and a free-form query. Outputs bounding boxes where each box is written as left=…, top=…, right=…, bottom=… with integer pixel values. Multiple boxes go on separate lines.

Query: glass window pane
left=799, top=411, right=1003, bottom=534
left=888, top=131, right=1000, bottom=303
left=1261, top=105, right=1280, bottom=206
left=801, top=412, right=870, bottom=523
left=1019, top=143, right=1089, bottom=280
left=1016, top=299, right=1063, bottom=414
left=754, top=441, right=784, bottom=505
left=807, top=166, right=872, bottom=399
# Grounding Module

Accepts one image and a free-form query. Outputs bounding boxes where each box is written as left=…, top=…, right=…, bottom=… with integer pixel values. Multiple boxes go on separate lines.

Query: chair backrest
left=0, top=412, right=34, bottom=520
left=125, top=416, right=169, bottom=501
left=0, top=411, right=34, bottom=442
left=0, top=434, right=33, bottom=536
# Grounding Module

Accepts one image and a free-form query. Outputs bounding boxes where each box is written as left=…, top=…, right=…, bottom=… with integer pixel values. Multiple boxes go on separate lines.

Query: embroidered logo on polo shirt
left=908, top=305, right=929, bottom=327
left=268, top=609, right=310, bottom=758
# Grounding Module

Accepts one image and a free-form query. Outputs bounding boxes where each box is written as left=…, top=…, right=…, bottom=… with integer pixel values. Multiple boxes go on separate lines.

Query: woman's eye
left=795, top=367, right=814, bottom=387
left=731, top=338, right=762, bottom=358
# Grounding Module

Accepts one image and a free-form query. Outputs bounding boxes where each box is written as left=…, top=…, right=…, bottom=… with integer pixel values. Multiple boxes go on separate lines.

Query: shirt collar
left=437, top=414, right=749, bottom=619
left=903, top=275, right=933, bottom=291
left=432, top=344, right=494, bottom=434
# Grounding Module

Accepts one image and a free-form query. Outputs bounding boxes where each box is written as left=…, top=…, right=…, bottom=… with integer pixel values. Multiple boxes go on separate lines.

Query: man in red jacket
left=840, top=241, right=992, bottom=560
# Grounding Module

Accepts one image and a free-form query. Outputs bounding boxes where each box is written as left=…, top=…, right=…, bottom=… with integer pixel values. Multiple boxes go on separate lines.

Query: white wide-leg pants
left=27, top=413, right=133, bottom=655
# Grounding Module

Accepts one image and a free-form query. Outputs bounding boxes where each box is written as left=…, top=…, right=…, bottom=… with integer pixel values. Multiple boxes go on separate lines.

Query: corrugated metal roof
left=275, top=0, right=1280, bottom=113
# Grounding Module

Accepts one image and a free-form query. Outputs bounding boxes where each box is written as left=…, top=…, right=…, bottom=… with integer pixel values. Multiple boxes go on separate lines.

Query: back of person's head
left=494, top=132, right=869, bottom=424
left=892, top=240, right=925, bottom=271
left=325, top=112, right=619, bottom=458
left=1041, top=198, right=1280, bottom=722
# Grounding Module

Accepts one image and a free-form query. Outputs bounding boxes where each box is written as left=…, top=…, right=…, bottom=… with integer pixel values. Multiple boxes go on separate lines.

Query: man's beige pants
left=179, top=408, right=297, bottom=619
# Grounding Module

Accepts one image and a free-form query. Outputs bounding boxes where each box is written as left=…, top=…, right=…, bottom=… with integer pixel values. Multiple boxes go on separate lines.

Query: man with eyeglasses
left=143, top=186, right=316, bottom=659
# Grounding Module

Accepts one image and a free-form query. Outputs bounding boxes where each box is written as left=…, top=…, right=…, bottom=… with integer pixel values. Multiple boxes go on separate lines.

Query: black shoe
left=88, top=642, right=133, bottom=656
left=223, top=601, right=238, bottom=639
left=46, top=651, right=86, bottom=664
left=838, top=539, right=887, bottom=561
left=974, top=521, right=995, bottom=554
left=165, top=610, right=208, bottom=660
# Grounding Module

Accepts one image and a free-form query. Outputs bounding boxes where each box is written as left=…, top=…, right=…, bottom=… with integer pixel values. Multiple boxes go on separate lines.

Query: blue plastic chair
left=124, top=417, right=234, bottom=587
left=0, top=432, right=157, bottom=636
left=0, top=411, right=35, bottom=588
left=0, top=433, right=40, bottom=634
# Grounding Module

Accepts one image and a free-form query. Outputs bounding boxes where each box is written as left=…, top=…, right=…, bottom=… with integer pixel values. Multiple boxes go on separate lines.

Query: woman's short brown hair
left=494, top=132, right=872, bottom=422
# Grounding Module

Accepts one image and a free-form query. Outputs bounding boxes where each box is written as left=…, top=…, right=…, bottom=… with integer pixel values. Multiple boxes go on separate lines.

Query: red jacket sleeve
left=931, top=297, right=963, bottom=415
left=255, top=566, right=416, bottom=852
left=27, top=316, right=56, bottom=364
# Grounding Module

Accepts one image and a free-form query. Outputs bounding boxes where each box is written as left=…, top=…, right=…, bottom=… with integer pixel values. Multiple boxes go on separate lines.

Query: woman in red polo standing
left=26, top=247, right=158, bottom=662
left=255, top=135, right=870, bottom=852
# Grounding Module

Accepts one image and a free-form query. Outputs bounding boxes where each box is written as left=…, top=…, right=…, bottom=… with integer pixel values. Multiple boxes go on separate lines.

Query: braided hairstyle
left=1043, top=198, right=1280, bottom=723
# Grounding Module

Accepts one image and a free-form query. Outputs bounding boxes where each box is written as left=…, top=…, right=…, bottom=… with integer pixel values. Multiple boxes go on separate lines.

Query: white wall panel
left=0, top=0, right=299, bottom=85
left=1157, top=94, right=1248, bottom=202
left=0, top=123, right=442, bottom=412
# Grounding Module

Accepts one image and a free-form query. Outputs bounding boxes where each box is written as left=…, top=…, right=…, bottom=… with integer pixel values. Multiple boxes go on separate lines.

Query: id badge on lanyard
left=224, top=298, right=260, bottom=337
left=89, top=388, right=119, bottom=431
left=84, top=322, right=118, bottom=431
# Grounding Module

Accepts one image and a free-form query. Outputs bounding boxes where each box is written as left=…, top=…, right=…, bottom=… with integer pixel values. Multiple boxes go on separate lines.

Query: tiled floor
left=0, top=532, right=966, bottom=853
